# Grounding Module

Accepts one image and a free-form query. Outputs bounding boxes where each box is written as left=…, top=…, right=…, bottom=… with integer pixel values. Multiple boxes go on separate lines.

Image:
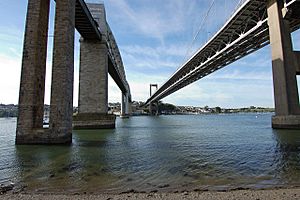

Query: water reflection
left=1, top=116, right=300, bottom=194
left=14, top=129, right=117, bottom=193
left=272, top=129, right=300, bottom=184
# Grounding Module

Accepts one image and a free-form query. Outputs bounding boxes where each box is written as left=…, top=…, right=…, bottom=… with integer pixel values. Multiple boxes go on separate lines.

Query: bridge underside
left=146, top=0, right=300, bottom=129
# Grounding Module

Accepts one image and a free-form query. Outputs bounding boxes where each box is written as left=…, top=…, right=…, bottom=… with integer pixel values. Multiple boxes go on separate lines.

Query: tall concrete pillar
left=73, top=38, right=116, bottom=129
left=73, top=3, right=116, bottom=129
left=149, top=103, right=153, bottom=115
left=267, top=0, right=300, bottom=129
left=16, top=0, right=50, bottom=144
left=128, top=101, right=133, bottom=115
left=48, top=0, right=76, bottom=142
left=125, top=93, right=129, bottom=114
left=120, top=93, right=128, bottom=118
left=149, top=102, right=158, bottom=116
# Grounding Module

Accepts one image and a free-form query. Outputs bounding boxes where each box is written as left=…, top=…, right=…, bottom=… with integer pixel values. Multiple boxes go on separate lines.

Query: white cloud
left=107, top=0, right=197, bottom=41
left=121, top=44, right=188, bottom=58
left=0, top=54, right=21, bottom=104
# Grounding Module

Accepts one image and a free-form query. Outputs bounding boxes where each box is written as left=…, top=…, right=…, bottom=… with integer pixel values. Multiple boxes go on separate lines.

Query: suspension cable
left=181, top=0, right=216, bottom=66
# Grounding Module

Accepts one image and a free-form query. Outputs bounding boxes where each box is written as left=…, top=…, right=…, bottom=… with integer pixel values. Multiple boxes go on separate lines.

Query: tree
left=215, top=107, right=221, bottom=113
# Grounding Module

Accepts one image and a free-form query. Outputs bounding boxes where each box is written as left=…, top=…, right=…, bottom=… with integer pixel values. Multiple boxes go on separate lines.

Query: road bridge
left=145, top=0, right=300, bottom=129
left=16, top=0, right=131, bottom=144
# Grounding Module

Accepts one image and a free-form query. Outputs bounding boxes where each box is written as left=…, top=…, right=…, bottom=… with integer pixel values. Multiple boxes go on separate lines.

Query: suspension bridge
left=145, top=0, right=300, bottom=129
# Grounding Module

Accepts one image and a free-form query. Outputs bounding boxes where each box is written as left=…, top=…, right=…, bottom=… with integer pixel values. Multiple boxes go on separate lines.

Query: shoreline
left=1, top=188, right=300, bottom=200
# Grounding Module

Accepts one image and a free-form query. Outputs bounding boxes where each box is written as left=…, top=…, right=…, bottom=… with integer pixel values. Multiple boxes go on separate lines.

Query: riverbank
left=1, top=188, right=300, bottom=200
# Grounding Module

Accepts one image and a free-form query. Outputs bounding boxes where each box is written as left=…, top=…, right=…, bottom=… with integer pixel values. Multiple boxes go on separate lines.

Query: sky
left=0, top=0, right=299, bottom=108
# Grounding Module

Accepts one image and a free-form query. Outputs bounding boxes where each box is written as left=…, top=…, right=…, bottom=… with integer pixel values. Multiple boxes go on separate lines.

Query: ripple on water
left=0, top=115, right=300, bottom=193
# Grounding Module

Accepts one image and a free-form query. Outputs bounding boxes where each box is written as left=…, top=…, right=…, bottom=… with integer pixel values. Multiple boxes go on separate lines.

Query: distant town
left=0, top=102, right=275, bottom=118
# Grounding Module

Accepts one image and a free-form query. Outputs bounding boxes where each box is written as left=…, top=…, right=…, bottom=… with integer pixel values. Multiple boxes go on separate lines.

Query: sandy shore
left=1, top=188, right=300, bottom=200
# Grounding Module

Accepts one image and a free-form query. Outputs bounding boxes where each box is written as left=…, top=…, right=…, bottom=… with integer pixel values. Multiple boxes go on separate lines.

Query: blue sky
left=0, top=0, right=299, bottom=108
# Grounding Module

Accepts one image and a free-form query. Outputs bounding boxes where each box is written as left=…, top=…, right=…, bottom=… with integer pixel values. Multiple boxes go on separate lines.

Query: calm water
left=1, top=113, right=300, bottom=193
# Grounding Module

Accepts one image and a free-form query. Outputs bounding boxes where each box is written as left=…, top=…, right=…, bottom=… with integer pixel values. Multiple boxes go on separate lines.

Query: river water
left=0, top=113, right=300, bottom=193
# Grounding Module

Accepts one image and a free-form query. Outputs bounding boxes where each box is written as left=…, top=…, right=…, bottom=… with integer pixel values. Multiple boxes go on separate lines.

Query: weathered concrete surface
left=49, top=0, right=75, bottom=143
left=272, top=115, right=300, bottom=129
left=87, top=3, right=107, bottom=39
left=74, top=37, right=115, bottom=128
left=267, top=0, right=300, bottom=129
left=15, top=129, right=71, bottom=144
left=75, top=7, right=115, bottom=129
left=78, top=39, right=108, bottom=114
left=120, top=93, right=132, bottom=118
left=16, top=0, right=50, bottom=144
left=73, top=113, right=116, bottom=129
left=120, top=93, right=128, bottom=118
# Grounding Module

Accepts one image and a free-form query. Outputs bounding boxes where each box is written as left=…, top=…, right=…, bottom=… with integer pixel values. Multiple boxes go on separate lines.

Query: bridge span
left=146, top=0, right=300, bottom=129
left=16, top=0, right=131, bottom=144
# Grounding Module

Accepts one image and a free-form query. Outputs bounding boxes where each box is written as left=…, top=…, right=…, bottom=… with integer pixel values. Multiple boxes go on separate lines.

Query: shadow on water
left=272, top=129, right=300, bottom=184
left=13, top=129, right=117, bottom=193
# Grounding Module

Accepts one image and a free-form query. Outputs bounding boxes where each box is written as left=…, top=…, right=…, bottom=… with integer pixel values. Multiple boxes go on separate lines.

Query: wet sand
left=1, top=188, right=300, bottom=200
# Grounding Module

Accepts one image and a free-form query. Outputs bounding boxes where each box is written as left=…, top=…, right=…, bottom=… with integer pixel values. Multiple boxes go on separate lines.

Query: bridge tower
left=267, top=0, right=300, bottom=129
left=73, top=4, right=116, bottom=129
left=149, top=84, right=159, bottom=115
left=16, top=0, right=75, bottom=144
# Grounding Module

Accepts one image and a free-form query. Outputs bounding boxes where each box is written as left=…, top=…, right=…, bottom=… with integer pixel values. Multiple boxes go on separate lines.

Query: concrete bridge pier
left=73, top=3, right=115, bottom=129
left=120, top=93, right=130, bottom=118
left=73, top=38, right=116, bottom=129
left=149, top=102, right=159, bottom=116
left=16, top=0, right=50, bottom=144
left=48, top=0, right=75, bottom=143
left=16, top=0, right=75, bottom=144
left=267, top=0, right=300, bottom=129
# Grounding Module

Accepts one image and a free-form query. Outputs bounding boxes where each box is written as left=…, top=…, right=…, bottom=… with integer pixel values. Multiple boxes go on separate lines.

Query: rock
left=119, top=189, right=136, bottom=194
left=0, top=182, right=14, bottom=194
left=158, top=184, right=170, bottom=188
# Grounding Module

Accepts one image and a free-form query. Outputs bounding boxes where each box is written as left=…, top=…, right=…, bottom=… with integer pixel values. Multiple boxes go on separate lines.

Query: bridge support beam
left=16, top=0, right=75, bottom=144
left=120, top=93, right=130, bottom=118
left=267, top=0, right=300, bottom=129
left=149, top=102, right=159, bottom=116
left=128, top=101, right=133, bottom=115
left=16, top=0, right=50, bottom=144
left=48, top=0, right=75, bottom=142
left=73, top=38, right=115, bottom=129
